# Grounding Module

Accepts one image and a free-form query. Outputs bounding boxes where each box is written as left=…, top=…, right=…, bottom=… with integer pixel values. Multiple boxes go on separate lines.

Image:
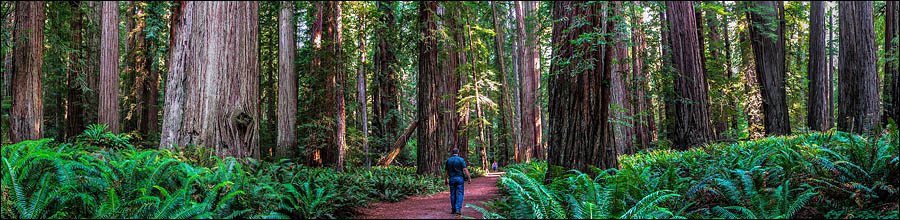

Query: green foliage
left=1, top=125, right=443, bottom=219
left=475, top=129, right=899, bottom=219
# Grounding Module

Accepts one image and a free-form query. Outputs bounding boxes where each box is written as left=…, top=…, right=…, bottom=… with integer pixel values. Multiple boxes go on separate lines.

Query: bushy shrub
left=474, top=128, right=899, bottom=219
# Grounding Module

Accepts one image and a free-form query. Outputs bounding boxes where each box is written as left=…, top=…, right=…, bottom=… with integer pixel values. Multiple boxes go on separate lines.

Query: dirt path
left=356, top=172, right=504, bottom=219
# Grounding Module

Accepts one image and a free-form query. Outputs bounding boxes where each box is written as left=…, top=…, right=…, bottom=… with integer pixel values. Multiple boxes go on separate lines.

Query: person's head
left=451, top=148, right=459, bottom=156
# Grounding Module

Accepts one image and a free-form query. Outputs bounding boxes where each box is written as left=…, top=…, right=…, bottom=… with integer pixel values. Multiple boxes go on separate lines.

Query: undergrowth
left=472, top=127, right=899, bottom=219
left=1, top=124, right=443, bottom=219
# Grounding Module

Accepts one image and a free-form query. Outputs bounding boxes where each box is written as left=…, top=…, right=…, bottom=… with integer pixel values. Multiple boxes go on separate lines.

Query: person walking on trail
left=491, top=160, right=498, bottom=172
left=445, top=148, right=471, bottom=215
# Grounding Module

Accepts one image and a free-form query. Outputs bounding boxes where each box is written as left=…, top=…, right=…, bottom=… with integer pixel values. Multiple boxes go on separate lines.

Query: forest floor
left=356, top=172, right=504, bottom=219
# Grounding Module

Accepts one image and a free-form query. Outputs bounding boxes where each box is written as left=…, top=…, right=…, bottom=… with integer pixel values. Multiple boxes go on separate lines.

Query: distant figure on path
left=445, top=148, right=471, bottom=215
left=491, top=160, right=498, bottom=172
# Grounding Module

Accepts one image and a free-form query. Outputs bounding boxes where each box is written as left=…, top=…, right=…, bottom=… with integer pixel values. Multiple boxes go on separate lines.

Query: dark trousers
left=449, top=176, right=465, bottom=213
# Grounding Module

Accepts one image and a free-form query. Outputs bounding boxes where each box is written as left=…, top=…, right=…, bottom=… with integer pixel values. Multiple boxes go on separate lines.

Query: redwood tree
left=277, top=1, right=297, bottom=159
left=608, top=1, right=634, bottom=154
left=838, top=1, right=881, bottom=134
left=515, top=1, right=543, bottom=162
left=886, top=1, right=899, bottom=121
left=158, top=2, right=260, bottom=159
left=416, top=1, right=450, bottom=175
left=807, top=1, right=832, bottom=131
left=546, top=1, right=613, bottom=176
left=666, top=1, right=714, bottom=149
left=66, top=1, right=85, bottom=139
left=100, top=1, right=120, bottom=133
left=10, top=1, right=44, bottom=142
left=747, top=1, right=791, bottom=136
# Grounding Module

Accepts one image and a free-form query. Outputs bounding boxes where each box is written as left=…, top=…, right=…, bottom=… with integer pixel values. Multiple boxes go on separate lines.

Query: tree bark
left=747, top=1, right=791, bottom=136
left=515, top=1, right=542, bottom=162
left=66, top=1, right=85, bottom=140
left=373, top=1, right=401, bottom=155
left=546, top=1, right=613, bottom=178
left=807, top=1, right=831, bottom=131
left=277, top=1, right=297, bottom=159
left=10, top=1, right=44, bottom=142
left=417, top=1, right=451, bottom=175
left=325, top=1, right=346, bottom=171
left=740, top=19, right=765, bottom=139
left=885, top=1, right=899, bottom=122
left=446, top=3, right=469, bottom=160
left=609, top=1, right=634, bottom=154
left=100, top=1, right=120, bottom=133
left=158, top=2, right=260, bottom=159
left=838, top=1, right=880, bottom=134
left=631, top=1, right=655, bottom=150
left=666, top=1, right=714, bottom=149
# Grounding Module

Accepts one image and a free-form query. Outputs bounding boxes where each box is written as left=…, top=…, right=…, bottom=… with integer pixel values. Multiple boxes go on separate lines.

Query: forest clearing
left=1, top=1, right=899, bottom=219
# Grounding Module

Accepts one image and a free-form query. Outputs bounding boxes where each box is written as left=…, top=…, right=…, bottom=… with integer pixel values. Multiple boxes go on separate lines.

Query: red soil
left=355, top=172, right=504, bottom=219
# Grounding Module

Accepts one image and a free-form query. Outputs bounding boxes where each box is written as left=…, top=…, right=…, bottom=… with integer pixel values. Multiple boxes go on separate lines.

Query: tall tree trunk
left=740, top=20, right=764, bottom=139
left=547, top=1, right=613, bottom=179
left=491, top=1, right=518, bottom=166
left=373, top=1, right=400, bottom=155
left=808, top=1, right=831, bottom=131
left=515, top=1, right=542, bottom=162
left=608, top=1, right=634, bottom=154
left=66, top=1, right=85, bottom=140
left=325, top=1, right=346, bottom=171
left=10, top=1, right=44, bottom=142
left=666, top=1, right=713, bottom=149
left=838, top=1, right=880, bottom=134
left=747, top=1, right=791, bottom=136
left=446, top=3, right=469, bottom=160
left=722, top=1, right=738, bottom=133
left=277, top=1, right=297, bottom=159
left=885, top=1, right=899, bottom=122
left=159, top=2, right=260, bottom=159
left=100, top=1, right=120, bottom=133
left=508, top=6, right=522, bottom=163
left=306, top=2, right=325, bottom=166
left=631, top=1, right=655, bottom=149
left=417, top=1, right=451, bottom=175
left=356, top=9, right=370, bottom=169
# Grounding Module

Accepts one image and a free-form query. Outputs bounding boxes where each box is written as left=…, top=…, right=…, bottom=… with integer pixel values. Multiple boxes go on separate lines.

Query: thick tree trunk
left=417, top=1, right=451, bottom=175
left=277, top=1, right=297, bottom=159
left=1, top=8, right=10, bottom=100
left=515, top=1, right=542, bottom=162
left=609, top=1, right=634, bottom=154
left=10, top=1, right=44, bottom=142
left=631, top=1, right=655, bottom=150
left=838, top=1, right=880, bottom=134
left=373, top=1, right=401, bottom=155
left=808, top=1, right=831, bottom=131
left=325, top=1, right=346, bottom=171
left=446, top=3, right=469, bottom=160
left=886, top=1, right=899, bottom=122
left=306, top=2, right=325, bottom=166
left=546, top=1, right=613, bottom=178
left=158, top=2, right=260, bottom=159
left=491, top=1, right=518, bottom=166
left=66, top=1, right=85, bottom=140
left=100, top=1, right=120, bottom=133
left=666, top=1, right=714, bottom=149
left=747, top=1, right=791, bottom=136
